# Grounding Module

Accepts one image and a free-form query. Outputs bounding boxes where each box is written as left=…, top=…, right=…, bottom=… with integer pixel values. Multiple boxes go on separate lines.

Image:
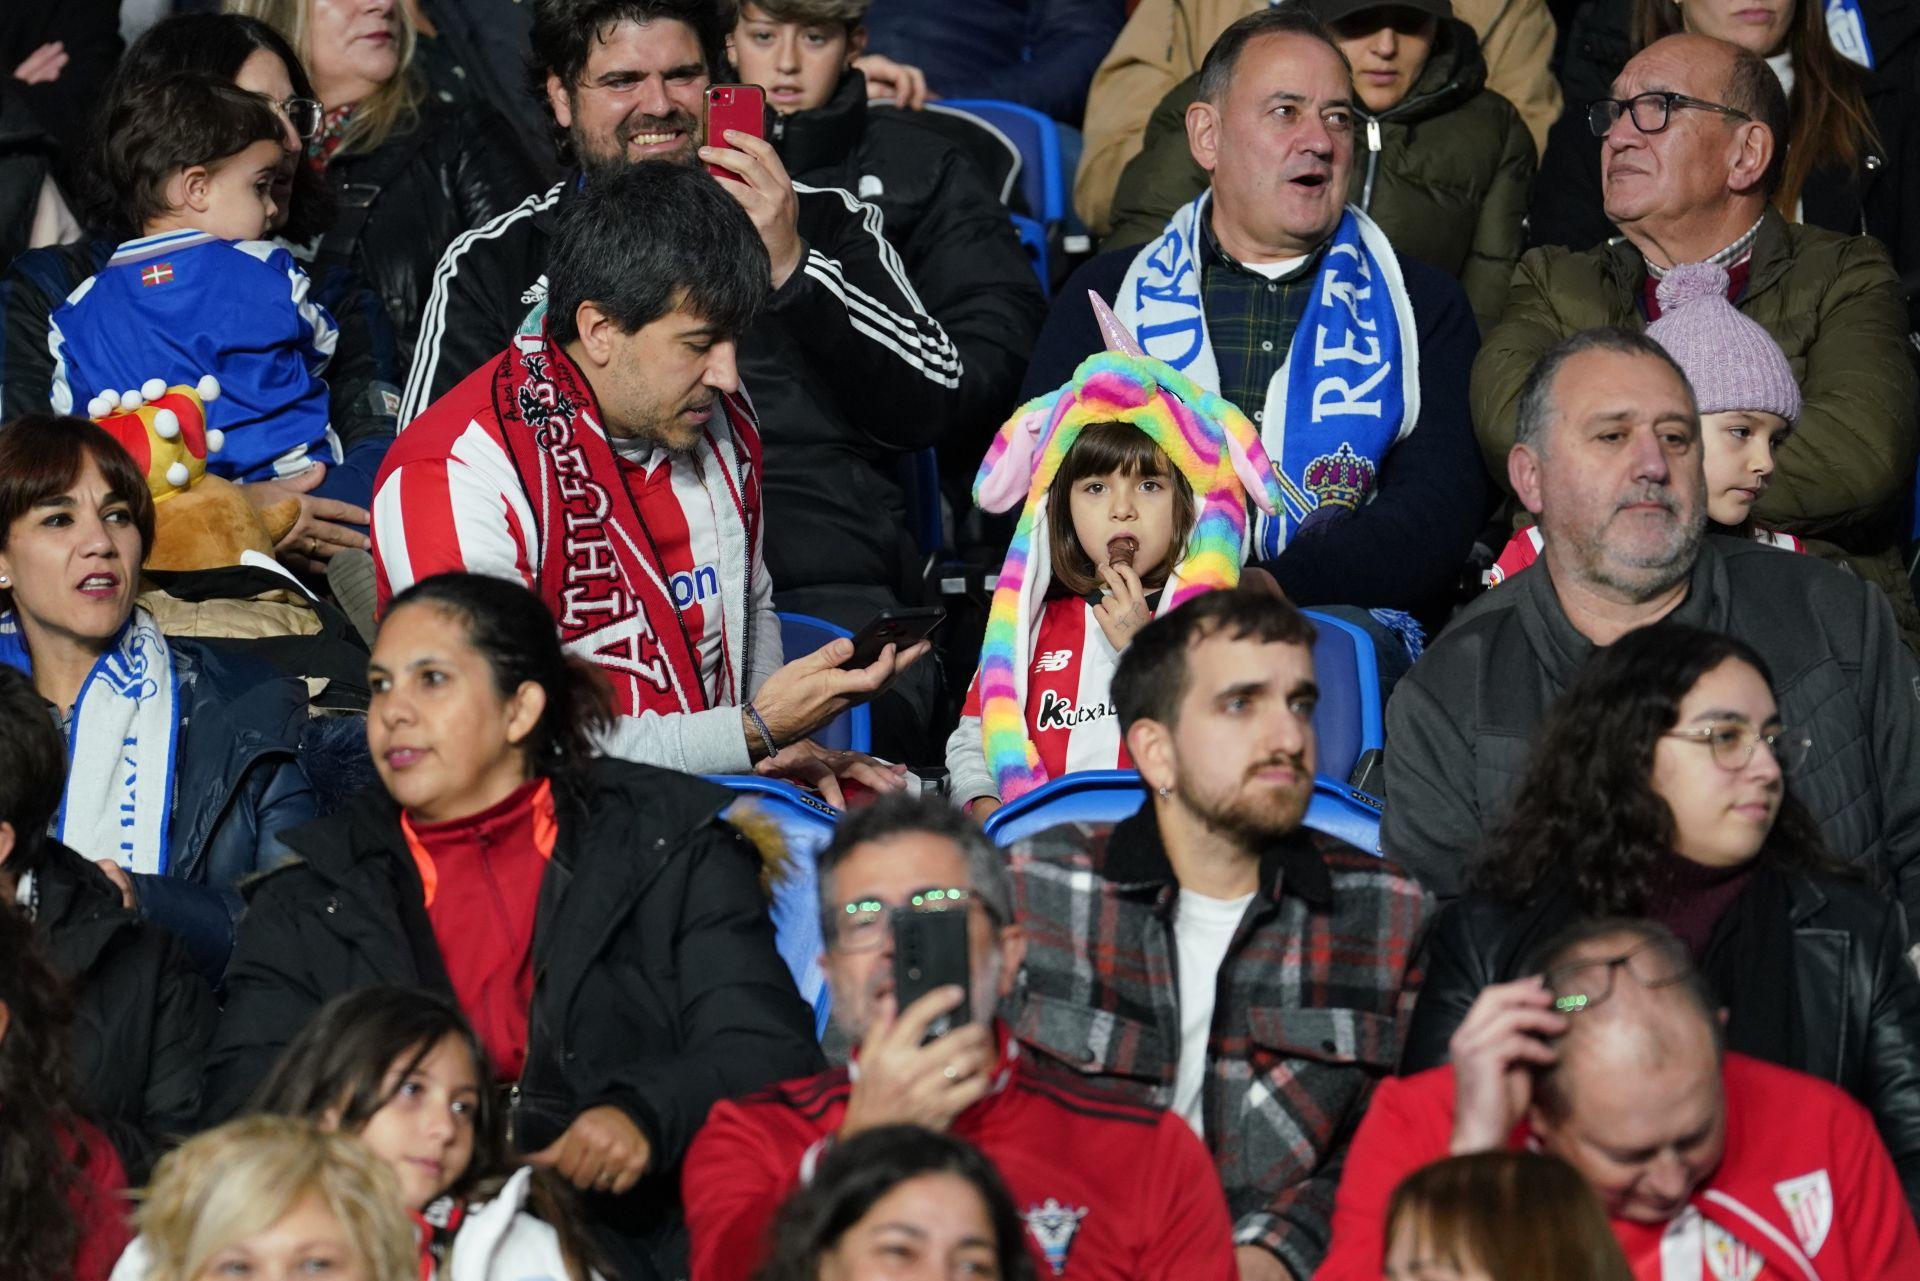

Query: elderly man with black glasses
left=1315, top=917, right=1920, bottom=1280
left=681, top=793, right=1240, bottom=1281
left=1468, top=31, right=1920, bottom=651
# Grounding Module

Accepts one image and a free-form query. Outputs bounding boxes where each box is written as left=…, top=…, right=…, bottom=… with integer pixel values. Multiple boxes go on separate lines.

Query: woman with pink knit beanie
left=1486, top=262, right=1806, bottom=586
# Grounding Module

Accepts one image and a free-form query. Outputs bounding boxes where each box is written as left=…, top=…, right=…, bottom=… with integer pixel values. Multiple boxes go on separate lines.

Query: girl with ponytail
left=203, top=573, right=824, bottom=1281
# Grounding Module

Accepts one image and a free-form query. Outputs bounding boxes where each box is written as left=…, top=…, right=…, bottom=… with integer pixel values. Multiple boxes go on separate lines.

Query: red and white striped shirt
left=1485, top=524, right=1803, bottom=586
left=961, top=595, right=1132, bottom=783
left=371, top=357, right=772, bottom=738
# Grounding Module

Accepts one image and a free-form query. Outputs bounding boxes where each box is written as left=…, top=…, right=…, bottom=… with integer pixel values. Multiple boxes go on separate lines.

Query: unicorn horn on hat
left=1090, top=290, right=1147, bottom=358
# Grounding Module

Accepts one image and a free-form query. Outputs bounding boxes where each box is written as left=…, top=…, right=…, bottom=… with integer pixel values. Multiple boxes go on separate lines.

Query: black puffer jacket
left=1401, top=878, right=1920, bottom=1217
left=315, top=100, right=540, bottom=376
left=1101, top=19, right=1535, bottom=332
left=202, top=759, right=823, bottom=1281
left=35, top=841, right=214, bottom=1184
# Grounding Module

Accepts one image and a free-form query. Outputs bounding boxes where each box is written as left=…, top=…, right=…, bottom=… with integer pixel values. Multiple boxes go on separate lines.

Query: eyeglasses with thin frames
left=1587, top=91, right=1753, bottom=138
left=828, top=886, right=979, bottom=953
left=1544, top=936, right=1694, bottom=1015
left=1662, top=721, right=1811, bottom=772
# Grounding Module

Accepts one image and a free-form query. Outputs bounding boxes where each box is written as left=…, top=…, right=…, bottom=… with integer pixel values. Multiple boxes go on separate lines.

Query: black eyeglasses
left=1588, top=91, right=1753, bottom=138
left=1544, top=936, right=1694, bottom=1015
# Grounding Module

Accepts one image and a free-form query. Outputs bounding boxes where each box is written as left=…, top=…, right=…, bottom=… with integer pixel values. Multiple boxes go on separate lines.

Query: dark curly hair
left=1473, top=623, right=1838, bottom=912
left=756, top=1125, right=1034, bottom=1281
left=0, top=903, right=87, bottom=1281
left=382, top=573, right=614, bottom=780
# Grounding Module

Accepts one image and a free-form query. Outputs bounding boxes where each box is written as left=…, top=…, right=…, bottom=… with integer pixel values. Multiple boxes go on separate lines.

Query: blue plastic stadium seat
left=894, top=447, right=944, bottom=559
left=776, top=613, right=873, bottom=754
left=1301, top=609, right=1387, bottom=786
left=981, top=769, right=1383, bottom=855
left=1010, top=212, right=1050, bottom=291
left=938, top=99, right=1069, bottom=226
left=708, top=775, right=841, bottom=1039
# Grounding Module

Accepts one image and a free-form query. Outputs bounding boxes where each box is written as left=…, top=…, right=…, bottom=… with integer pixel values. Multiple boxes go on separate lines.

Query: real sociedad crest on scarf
left=1116, top=194, right=1419, bottom=562
left=1022, top=1199, right=1087, bottom=1276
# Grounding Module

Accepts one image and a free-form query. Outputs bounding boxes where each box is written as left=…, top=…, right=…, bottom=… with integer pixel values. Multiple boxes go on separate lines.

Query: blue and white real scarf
left=0, top=607, right=179, bottom=875
left=1116, top=191, right=1421, bottom=559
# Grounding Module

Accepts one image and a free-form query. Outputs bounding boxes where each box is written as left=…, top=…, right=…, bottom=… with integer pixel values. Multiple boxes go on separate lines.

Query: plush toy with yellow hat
left=87, top=376, right=299, bottom=572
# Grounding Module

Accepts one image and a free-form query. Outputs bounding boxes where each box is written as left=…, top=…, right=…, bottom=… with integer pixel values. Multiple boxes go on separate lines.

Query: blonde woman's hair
left=138, top=1116, right=417, bottom=1281
left=223, top=0, right=424, bottom=157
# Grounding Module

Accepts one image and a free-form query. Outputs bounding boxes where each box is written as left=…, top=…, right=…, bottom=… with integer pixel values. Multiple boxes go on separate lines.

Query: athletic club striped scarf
left=973, top=342, right=1284, bottom=801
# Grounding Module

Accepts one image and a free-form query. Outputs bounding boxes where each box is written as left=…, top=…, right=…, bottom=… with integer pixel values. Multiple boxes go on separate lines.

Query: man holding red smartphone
left=400, top=0, right=983, bottom=765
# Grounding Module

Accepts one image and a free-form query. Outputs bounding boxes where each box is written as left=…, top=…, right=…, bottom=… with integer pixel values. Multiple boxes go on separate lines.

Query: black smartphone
left=892, top=908, right=971, bottom=1043
left=840, top=606, right=946, bottom=671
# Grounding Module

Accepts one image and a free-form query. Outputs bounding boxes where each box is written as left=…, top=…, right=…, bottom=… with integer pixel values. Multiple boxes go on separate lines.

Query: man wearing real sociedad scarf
left=373, top=163, right=925, bottom=804
left=1019, top=6, right=1486, bottom=626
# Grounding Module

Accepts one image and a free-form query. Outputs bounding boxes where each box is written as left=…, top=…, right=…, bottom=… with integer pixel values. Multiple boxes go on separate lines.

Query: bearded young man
left=1005, top=589, right=1429, bottom=1281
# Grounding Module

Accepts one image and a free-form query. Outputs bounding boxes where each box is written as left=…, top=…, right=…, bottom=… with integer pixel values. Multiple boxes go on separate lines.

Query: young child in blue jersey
left=49, top=73, right=342, bottom=489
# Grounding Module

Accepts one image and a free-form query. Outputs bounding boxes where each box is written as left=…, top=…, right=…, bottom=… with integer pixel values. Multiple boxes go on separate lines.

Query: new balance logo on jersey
left=670, top=565, right=721, bottom=608
left=1034, top=649, right=1074, bottom=673
left=1035, top=690, right=1114, bottom=731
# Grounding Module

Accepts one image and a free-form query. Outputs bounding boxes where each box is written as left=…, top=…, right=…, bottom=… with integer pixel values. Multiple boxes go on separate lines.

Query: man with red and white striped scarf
left=372, top=162, right=923, bottom=801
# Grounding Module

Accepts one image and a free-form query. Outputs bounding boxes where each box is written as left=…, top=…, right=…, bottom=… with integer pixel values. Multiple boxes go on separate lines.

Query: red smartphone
left=705, top=84, right=767, bottom=181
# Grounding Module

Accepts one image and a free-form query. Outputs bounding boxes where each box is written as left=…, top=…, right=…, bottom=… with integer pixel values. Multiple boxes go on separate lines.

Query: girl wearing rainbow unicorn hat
left=948, top=296, right=1285, bottom=818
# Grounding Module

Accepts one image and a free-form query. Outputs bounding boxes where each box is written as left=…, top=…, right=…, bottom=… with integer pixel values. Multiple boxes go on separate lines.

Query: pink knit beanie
left=1645, top=262, right=1802, bottom=422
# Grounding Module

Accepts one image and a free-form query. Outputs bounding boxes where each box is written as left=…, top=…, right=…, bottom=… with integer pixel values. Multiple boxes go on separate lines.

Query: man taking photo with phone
left=682, top=794, right=1240, bottom=1279
left=373, top=159, right=925, bottom=804
left=393, top=0, right=984, bottom=765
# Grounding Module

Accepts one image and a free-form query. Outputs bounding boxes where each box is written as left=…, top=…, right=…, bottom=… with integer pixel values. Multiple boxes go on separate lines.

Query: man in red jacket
left=1319, top=918, right=1920, bottom=1280
left=682, top=795, right=1237, bottom=1279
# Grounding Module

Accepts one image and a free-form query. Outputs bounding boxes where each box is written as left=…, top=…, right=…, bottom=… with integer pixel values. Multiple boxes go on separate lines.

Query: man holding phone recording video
left=1317, top=918, right=1920, bottom=1280
left=684, top=795, right=1240, bottom=1280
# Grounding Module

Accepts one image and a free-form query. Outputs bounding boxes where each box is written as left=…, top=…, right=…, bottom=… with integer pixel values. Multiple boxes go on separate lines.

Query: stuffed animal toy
left=87, top=377, right=299, bottom=572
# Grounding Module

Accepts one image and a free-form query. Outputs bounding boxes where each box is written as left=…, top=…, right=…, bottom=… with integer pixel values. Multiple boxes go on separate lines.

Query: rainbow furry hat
left=973, top=294, right=1284, bottom=802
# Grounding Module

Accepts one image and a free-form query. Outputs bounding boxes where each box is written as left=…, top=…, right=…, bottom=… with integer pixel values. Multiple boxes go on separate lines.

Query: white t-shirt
left=1171, top=888, right=1255, bottom=1137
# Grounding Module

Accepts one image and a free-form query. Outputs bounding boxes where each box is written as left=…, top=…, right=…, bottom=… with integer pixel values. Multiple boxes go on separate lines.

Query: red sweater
left=402, top=778, right=556, bottom=1082
left=682, top=1032, right=1237, bottom=1281
left=67, top=1119, right=131, bottom=1281
left=1317, top=1055, right=1920, bottom=1281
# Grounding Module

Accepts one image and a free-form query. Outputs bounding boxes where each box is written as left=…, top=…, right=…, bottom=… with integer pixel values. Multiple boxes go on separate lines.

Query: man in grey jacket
left=1383, top=327, right=1920, bottom=933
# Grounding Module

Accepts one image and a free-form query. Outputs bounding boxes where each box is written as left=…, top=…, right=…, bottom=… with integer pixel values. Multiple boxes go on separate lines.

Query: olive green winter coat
left=1099, top=19, right=1535, bottom=335
left=1471, top=210, right=1920, bottom=647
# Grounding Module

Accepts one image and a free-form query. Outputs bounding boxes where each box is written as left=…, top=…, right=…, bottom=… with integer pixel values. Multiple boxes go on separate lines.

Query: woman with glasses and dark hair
left=203, top=571, right=821, bottom=1281
left=1401, top=621, right=1920, bottom=1213
left=757, top=1125, right=1035, bottom=1281
left=1530, top=0, right=1919, bottom=297
left=225, top=0, right=541, bottom=378
left=0, top=11, right=404, bottom=574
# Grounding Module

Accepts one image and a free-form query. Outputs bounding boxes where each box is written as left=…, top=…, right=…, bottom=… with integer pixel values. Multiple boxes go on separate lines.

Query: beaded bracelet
left=744, top=702, right=780, bottom=759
